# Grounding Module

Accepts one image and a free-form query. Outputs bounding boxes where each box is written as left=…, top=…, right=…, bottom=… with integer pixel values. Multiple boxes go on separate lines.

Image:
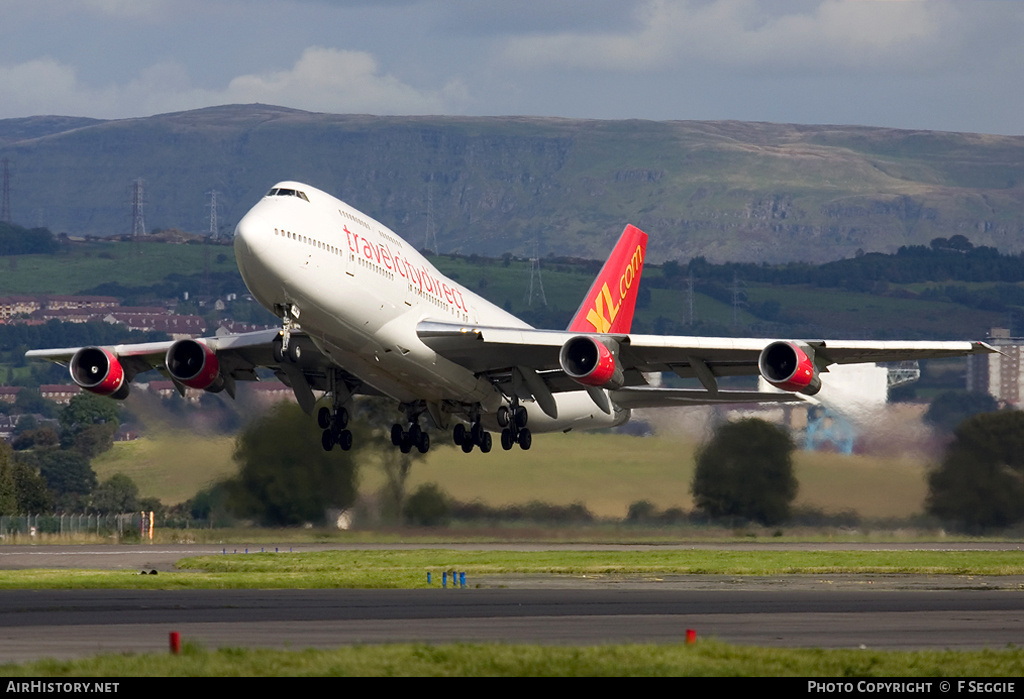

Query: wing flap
left=609, top=387, right=806, bottom=409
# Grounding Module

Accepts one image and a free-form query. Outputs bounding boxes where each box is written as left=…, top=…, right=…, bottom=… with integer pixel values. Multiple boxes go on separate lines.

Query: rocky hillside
left=0, top=104, right=1021, bottom=263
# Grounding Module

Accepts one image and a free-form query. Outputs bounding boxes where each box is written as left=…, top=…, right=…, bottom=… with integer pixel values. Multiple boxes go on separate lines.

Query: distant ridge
left=0, top=104, right=1021, bottom=263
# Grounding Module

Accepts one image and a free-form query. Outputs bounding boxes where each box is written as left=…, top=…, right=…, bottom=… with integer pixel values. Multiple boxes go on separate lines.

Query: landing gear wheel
left=321, top=429, right=334, bottom=452
left=514, top=406, right=528, bottom=429
left=461, top=439, right=474, bottom=453
left=496, top=405, right=511, bottom=428
left=338, top=430, right=353, bottom=451
left=453, top=424, right=466, bottom=445
left=416, top=431, right=430, bottom=454
left=500, top=428, right=515, bottom=451
left=478, top=431, right=492, bottom=453
left=318, top=407, right=332, bottom=430
left=518, top=428, right=532, bottom=451
left=272, top=340, right=284, bottom=363
left=391, top=423, right=404, bottom=447
left=287, top=341, right=302, bottom=363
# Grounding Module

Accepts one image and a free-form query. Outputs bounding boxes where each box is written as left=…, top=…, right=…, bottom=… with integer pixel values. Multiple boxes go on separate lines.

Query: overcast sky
left=0, top=0, right=1020, bottom=135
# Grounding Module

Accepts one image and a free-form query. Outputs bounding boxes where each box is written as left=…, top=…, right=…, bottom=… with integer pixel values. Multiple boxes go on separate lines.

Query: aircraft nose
left=233, top=211, right=270, bottom=259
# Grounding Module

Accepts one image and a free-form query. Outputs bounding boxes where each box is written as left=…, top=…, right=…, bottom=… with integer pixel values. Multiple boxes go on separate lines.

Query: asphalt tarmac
left=0, top=543, right=1022, bottom=662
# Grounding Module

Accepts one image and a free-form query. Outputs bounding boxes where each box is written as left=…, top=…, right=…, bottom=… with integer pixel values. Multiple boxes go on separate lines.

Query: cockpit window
left=266, top=188, right=309, bottom=202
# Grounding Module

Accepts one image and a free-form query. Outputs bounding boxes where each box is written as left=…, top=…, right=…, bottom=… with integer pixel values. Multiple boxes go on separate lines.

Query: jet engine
left=559, top=336, right=624, bottom=390
left=166, top=339, right=223, bottom=391
left=758, top=340, right=822, bottom=395
left=69, top=347, right=130, bottom=400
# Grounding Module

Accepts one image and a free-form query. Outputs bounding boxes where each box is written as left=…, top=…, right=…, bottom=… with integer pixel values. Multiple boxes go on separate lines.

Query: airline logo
left=570, top=225, right=647, bottom=335
left=344, top=223, right=469, bottom=313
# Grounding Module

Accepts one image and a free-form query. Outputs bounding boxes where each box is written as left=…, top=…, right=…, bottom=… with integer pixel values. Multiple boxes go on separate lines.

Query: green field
left=92, top=428, right=936, bottom=521
left=0, top=241, right=238, bottom=295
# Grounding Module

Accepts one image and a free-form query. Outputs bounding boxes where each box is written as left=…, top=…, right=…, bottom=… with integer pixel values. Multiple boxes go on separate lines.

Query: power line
left=130, top=179, right=146, bottom=236
left=524, top=241, right=547, bottom=307
left=207, top=189, right=221, bottom=238
left=1, top=159, right=10, bottom=225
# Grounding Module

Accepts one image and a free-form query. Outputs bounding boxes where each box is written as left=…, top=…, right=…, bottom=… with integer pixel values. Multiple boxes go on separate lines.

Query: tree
left=924, top=391, right=999, bottom=434
left=10, top=460, right=52, bottom=513
left=59, top=392, right=120, bottom=457
left=691, top=418, right=798, bottom=526
left=0, top=442, right=17, bottom=515
left=225, top=402, right=359, bottom=526
left=25, top=449, right=96, bottom=508
left=402, top=483, right=451, bottom=526
left=926, top=410, right=1024, bottom=532
left=91, top=473, right=140, bottom=514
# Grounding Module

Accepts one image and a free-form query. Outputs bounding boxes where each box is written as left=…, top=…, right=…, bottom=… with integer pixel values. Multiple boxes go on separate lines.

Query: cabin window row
left=274, top=228, right=344, bottom=257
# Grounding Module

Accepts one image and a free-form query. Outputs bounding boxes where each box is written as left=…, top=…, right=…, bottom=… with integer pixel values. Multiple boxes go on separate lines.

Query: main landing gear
left=319, top=405, right=353, bottom=452
left=390, top=403, right=430, bottom=454
left=391, top=421, right=430, bottom=454
left=497, top=402, right=531, bottom=451
left=453, top=402, right=532, bottom=453
left=452, top=421, right=492, bottom=453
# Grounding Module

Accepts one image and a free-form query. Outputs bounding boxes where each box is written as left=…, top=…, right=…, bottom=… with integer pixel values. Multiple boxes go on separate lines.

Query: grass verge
left=0, top=549, right=1022, bottom=590
left=3, top=641, right=1023, bottom=677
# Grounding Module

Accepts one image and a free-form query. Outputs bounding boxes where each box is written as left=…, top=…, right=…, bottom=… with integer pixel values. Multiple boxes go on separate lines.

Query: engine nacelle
left=69, top=347, right=130, bottom=400
left=559, top=336, right=624, bottom=390
left=166, top=339, right=222, bottom=390
left=758, top=341, right=822, bottom=395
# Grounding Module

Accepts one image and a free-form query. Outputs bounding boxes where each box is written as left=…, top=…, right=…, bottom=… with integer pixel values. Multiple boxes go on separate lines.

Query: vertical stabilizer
left=567, top=224, right=648, bottom=334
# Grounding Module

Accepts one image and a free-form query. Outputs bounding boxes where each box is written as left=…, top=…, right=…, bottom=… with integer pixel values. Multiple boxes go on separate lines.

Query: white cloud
left=223, top=47, right=465, bottom=114
left=0, top=58, right=99, bottom=116
left=82, top=0, right=168, bottom=17
left=0, top=46, right=467, bottom=119
left=501, top=0, right=957, bottom=74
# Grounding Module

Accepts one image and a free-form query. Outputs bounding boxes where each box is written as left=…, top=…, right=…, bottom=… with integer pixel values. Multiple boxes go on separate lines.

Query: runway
left=0, top=544, right=1022, bottom=662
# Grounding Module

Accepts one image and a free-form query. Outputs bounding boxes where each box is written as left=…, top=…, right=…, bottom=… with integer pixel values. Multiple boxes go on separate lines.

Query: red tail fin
left=567, top=224, right=647, bottom=334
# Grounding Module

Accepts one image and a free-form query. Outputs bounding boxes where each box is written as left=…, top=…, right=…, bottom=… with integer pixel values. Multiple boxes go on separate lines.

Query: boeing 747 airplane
left=27, top=181, right=994, bottom=454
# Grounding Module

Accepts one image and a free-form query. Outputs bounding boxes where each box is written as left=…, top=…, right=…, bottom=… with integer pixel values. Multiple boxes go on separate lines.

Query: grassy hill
left=1, top=105, right=1022, bottom=264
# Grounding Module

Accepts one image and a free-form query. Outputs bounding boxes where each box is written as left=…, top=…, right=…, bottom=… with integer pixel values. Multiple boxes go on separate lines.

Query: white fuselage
left=233, top=181, right=629, bottom=433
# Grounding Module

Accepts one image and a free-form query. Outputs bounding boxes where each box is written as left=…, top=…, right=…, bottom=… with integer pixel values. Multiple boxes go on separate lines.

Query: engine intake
left=559, top=336, right=624, bottom=389
left=166, top=339, right=222, bottom=390
left=69, top=347, right=130, bottom=400
left=758, top=341, right=821, bottom=395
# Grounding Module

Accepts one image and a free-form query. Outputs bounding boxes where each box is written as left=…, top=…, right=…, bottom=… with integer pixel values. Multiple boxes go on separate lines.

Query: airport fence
left=0, top=512, right=206, bottom=541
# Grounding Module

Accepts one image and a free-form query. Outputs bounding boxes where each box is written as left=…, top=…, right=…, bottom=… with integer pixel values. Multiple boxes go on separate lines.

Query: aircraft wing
left=26, top=329, right=280, bottom=380
left=24, top=328, right=373, bottom=412
left=417, top=319, right=994, bottom=406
